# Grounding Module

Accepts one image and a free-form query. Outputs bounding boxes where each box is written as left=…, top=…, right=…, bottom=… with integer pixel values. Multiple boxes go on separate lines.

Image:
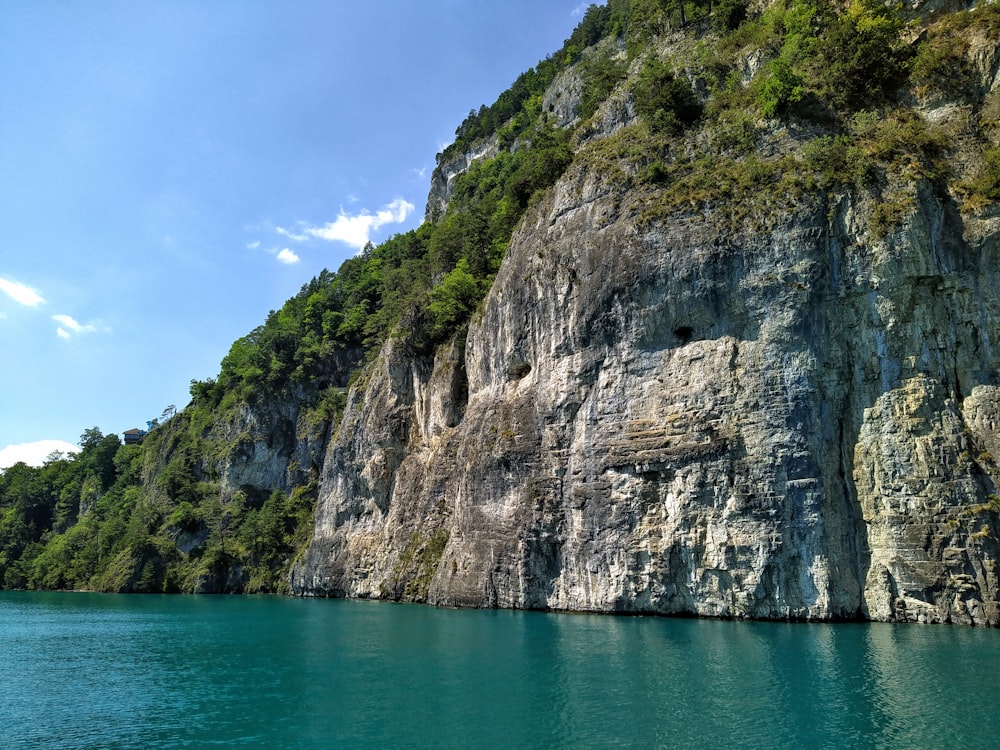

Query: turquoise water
left=1, top=592, right=997, bottom=749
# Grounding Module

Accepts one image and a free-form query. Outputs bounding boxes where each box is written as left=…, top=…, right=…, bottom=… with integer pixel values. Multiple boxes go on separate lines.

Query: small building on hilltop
left=123, top=428, right=147, bottom=445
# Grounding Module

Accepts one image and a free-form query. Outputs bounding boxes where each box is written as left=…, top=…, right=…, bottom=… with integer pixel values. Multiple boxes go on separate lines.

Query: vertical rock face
left=292, top=141, right=1000, bottom=624
left=291, top=17, right=1000, bottom=625
left=213, top=392, right=328, bottom=503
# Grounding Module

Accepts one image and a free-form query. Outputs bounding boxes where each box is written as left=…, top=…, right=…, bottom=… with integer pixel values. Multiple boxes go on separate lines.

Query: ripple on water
left=2, top=594, right=999, bottom=749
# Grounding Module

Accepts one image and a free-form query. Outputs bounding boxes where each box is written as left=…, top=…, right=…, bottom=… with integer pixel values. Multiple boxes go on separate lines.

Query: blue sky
left=0, top=0, right=596, bottom=467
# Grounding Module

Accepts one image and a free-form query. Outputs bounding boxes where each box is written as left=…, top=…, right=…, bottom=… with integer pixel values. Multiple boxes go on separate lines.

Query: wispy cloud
left=571, top=2, right=590, bottom=17
left=278, top=198, right=416, bottom=251
left=275, top=226, right=309, bottom=242
left=246, top=240, right=261, bottom=250
left=52, top=313, right=107, bottom=339
left=0, top=277, right=44, bottom=307
left=276, top=248, right=300, bottom=265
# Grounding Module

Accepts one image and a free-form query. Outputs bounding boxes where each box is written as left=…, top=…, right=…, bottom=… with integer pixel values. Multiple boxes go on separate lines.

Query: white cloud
left=52, top=313, right=107, bottom=338
left=278, top=198, right=416, bottom=251
left=0, top=440, right=79, bottom=469
left=276, top=248, right=300, bottom=265
left=52, top=314, right=92, bottom=334
left=246, top=240, right=261, bottom=250
left=276, top=226, right=311, bottom=243
left=0, top=277, right=44, bottom=307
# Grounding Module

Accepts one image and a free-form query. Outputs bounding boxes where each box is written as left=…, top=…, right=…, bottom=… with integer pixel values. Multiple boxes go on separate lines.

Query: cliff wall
left=291, top=15, right=1000, bottom=625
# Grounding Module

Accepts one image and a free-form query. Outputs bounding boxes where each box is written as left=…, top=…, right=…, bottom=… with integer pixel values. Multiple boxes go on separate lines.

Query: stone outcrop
left=425, top=135, right=500, bottom=220
left=291, top=16, right=1000, bottom=625
left=293, top=158, right=1000, bottom=624
left=214, top=392, right=328, bottom=504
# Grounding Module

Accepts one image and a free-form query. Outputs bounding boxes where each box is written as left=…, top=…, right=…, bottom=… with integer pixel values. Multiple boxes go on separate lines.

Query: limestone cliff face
left=199, top=346, right=361, bottom=508
left=292, top=25, right=1000, bottom=625
left=292, top=160, right=1000, bottom=624
left=425, top=135, right=500, bottom=220
left=213, top=391, right=327, bottom=503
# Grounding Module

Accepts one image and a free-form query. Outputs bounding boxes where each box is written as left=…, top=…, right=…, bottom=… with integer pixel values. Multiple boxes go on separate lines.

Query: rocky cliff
left=291, top=9, right=1000, bottom=625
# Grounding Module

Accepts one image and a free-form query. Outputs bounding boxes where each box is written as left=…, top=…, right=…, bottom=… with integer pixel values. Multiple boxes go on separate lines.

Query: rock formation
left=291, top=12, right=1000, bottom=626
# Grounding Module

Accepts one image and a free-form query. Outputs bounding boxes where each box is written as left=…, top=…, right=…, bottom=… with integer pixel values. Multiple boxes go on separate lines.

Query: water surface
left=1, top=592, right=996, bottom=748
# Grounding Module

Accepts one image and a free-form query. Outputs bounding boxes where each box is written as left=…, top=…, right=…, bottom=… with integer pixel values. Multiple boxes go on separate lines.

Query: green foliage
left=715, top=0, right=910, bottom=121
left=427, top=259, right=480, bottom=343
left=800, top=135, right=872, bottom=189
left=625, top=0, right=717, bottom=52
left=632, top=55, right=702, bottom=134
left=758, top=58, right=804, bottom=119
left=580, top=52, right=628, bottom=121
left=910, top=22, right=976, bottom=97
left=841, top=109, right=950, bottom=197
left=167, top=501, right=200, bottom=532
left=420, top=122, right=572, bottom=349
left=444, top=1, right=628, bottom=161
left=0, top=402, right=323, bottom=593
left=571, top=2, right=630, bottom=47
left=912, top=0, right=1000, bottom=83
left=712, top=0, right=748, bottom=34
left=963, top=147, right=1000, bottom=208
left=810, top=1, right=908, bottom=113
left=0, top=430, right=160, bottom=590
left=237, top=487, right=316, bottom=593
left=626, top=0, right=671, bottom=52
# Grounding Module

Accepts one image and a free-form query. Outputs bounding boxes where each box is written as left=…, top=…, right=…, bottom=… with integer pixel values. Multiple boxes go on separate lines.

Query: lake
left=1, top=592, right=997, bottom=748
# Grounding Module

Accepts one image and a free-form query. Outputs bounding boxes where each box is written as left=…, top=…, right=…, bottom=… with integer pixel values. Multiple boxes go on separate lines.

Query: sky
left=0, top=0, right=597, bottom=467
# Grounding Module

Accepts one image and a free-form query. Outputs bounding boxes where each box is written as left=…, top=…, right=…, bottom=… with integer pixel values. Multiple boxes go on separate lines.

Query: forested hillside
left=3, top=0, right=999, bottom=599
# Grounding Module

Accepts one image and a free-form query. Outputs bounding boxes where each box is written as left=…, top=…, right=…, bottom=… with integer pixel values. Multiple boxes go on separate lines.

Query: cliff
left=11, top=1, right=999, bottom=622
left=291, top=6, right=1000, bottom=625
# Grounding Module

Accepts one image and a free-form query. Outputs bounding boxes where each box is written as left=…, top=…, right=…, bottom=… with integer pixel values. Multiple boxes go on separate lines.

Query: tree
left=427, top=259, right=481, bottom=343
left=811, top=1, right=907, bottom=112
left=632, top=55, right=703, bottom=134
left=81, top=433, right=122, bottom=491
left=759, top=58, right=805, bottom=118
left=580, top=53, right=628, bottom=121
left=712, top=0, right=747, bottom=33
left=79, top=427, right=104, bottom=451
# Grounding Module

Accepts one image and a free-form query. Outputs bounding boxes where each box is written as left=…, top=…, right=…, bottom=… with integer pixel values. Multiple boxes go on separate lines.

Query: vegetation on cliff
left=2, top=0, right=997, bottom=594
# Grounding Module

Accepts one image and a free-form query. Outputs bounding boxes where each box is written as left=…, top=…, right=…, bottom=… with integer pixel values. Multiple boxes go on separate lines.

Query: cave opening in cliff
left=674, top=326, right=694, bottom=343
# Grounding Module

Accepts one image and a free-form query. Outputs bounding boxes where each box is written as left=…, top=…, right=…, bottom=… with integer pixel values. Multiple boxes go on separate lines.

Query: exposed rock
left=542, top=65, right=583, bottom=130
left=216, top=391, right=329, bottom=504
left=294, top=125, right=1000, bottom=626
left=425, top=135, right=500, bottom=221
left=291, top=16, right=1000, bottom=626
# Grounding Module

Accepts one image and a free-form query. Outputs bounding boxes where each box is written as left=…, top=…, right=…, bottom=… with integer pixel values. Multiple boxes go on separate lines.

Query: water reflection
left=2, top=593, right=998, bottom=749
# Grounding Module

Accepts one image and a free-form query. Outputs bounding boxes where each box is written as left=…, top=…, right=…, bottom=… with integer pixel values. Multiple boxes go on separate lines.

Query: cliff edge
left=292, top=5, right=1000, bottom=625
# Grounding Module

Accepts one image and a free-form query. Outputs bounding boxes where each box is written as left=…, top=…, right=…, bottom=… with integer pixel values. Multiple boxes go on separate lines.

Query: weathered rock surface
left=293, top=156, right=1000, bottom=625
left=292, top=22, right=1000, bottom=626
left=425, top=135, right=500, bottom=220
